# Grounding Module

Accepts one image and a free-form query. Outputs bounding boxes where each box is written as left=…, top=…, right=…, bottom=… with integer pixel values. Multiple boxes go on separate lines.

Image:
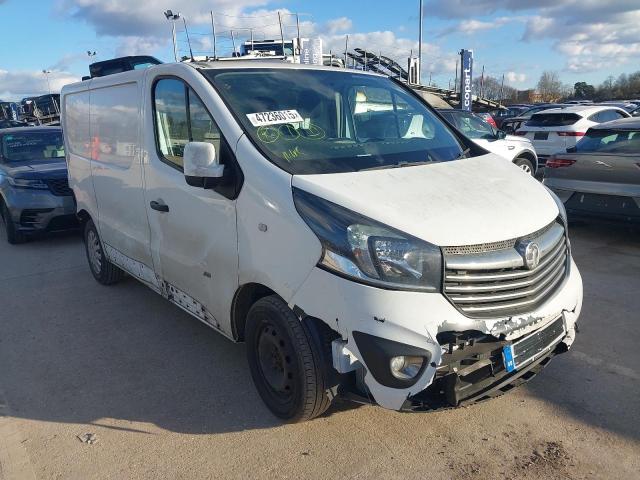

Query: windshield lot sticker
left=256, top=123, right=326, bottom=144
left=247, top=110, right=303, bottom=127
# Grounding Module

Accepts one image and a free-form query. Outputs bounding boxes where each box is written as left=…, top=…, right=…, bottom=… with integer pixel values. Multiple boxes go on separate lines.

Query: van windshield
left=203, top=68, right=465, bottom=174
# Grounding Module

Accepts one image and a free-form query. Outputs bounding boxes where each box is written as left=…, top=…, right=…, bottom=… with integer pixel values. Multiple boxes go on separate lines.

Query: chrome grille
left=443, top=221, right=569, bottom=318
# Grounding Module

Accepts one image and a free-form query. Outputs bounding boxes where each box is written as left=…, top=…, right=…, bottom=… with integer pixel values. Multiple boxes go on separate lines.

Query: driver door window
left=153, top=78, right=222, bottom=170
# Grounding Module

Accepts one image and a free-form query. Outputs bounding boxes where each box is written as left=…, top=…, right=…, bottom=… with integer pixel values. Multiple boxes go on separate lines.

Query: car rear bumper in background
left=4, top=188, right=77, bottom=233
left=545, top=179, right=640, bottom=223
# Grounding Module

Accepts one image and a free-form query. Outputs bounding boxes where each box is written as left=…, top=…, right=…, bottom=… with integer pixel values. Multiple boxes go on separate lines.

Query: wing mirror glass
left=183, top=141, right=224, bottom=188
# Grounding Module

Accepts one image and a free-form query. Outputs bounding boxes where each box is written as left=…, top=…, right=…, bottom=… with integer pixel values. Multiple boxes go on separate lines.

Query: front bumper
left=4, top=187, right=77, bottom=233
left=290, top=257, right=583, bottom=411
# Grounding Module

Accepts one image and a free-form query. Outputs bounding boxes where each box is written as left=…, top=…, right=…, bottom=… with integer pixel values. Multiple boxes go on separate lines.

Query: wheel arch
left=231, top=282, right=277, bottom=341
left=76, top=208, right=92, bottom=227
left=514, top=149, right=538, bottom=173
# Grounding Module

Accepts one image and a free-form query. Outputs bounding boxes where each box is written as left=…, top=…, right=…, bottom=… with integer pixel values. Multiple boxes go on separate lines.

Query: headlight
left=8, top=177, right=49, bottom=190
left=293, top=188, right=442, bottom=291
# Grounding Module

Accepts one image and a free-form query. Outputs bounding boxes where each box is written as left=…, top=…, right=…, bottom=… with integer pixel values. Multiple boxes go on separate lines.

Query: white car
left=439, top=109, right=538, bottom=175
left=515, top=105, right=630, bottom=165
left=61, top=62, right=582, bottom=421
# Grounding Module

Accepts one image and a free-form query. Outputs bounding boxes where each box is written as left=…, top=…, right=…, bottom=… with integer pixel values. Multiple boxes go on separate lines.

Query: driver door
left=143, top=75, right=240, bottom=334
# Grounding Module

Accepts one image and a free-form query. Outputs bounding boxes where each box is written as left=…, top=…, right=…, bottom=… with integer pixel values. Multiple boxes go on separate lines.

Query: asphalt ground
left=0, top=221, right=638, bottom=480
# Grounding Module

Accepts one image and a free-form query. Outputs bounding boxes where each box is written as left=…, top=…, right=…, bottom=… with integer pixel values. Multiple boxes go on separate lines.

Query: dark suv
left=0, top=127, right=77, bottom=243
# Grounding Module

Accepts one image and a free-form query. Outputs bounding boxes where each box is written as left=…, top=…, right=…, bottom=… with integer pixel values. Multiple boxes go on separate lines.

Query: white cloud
left=506, top=71, right=526, bottom=83
left=0, top=70, right=78, bottom=100
left=425, top=1, right=640, bottom=74
left=323, top=17, right=352, bottom=35
left=437, top=17, right=514, bottom=37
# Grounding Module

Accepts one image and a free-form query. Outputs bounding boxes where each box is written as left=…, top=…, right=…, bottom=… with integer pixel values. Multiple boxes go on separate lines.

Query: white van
left=61, top=62, right=583, bottom=421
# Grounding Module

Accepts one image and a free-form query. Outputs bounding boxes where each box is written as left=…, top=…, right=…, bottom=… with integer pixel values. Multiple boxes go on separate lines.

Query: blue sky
left=1, top=0, right=639, bottom=100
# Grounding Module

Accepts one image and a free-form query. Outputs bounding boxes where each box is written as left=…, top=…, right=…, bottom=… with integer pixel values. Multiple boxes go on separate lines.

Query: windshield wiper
left=359, top=160, right=436, bottom=171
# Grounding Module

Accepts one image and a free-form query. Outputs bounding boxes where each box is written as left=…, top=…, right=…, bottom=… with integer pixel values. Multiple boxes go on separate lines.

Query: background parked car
left=515, top=105, right=630, bottom=166
left=439, top=109, right=538, bottom=175
left=475, top=111, right=497, bottom=128
left=488, top=106, right=529, bottom=129
left=0, top=126, right=76, bottom=243
left=0, top=119, right=30, bottom=129
left=501, top=104, right=571, bottom=134
left=543, top=117, right=640, bottom=223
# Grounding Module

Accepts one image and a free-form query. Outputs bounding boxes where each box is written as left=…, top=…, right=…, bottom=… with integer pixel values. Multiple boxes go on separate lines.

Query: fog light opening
left=389, top=355, right=424, bottom=380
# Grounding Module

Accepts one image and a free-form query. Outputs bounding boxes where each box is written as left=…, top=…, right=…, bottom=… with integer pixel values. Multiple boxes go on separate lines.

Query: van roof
left=191, top=60, right=383, bottom=76
left=62, top=60, right=384, bottom=94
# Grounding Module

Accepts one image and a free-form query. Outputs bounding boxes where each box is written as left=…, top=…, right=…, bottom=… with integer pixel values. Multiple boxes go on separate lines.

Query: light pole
left=164, top=10, right=181, bottom=62
left=42, top=70, right=52, bottom=95
left=87, top=50, right=97, bottom=62
left=418, top=0, right=423, bottom=85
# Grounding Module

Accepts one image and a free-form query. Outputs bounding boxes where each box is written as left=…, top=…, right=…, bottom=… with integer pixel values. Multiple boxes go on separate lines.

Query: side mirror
left=496, top=129, right=507, bottom=139
left=566, top=146, right=577, bottom=153
left=183, top=141, right=224, bottom=188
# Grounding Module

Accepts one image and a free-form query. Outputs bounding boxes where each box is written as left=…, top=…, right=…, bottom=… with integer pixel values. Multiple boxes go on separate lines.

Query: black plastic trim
left=352, top=331, right=431, bottom=388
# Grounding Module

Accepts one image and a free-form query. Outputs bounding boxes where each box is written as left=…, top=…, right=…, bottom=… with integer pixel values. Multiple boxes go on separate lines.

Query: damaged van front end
left=288, top=156, right=583, bottom=412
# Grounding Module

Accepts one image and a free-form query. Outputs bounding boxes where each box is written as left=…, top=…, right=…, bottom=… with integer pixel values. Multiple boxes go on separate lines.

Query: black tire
left=1, top=201, right=26, bottom=244
left=84, top=219, right=125, bottom=285
left=514, top=157, right=535, bottom=176
left=246, top=296, right=333, bottom=422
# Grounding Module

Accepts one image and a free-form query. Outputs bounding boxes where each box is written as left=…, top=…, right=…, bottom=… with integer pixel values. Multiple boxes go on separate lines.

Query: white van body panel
left=235, top=135, right=321, bottom=303
left=293, top=154, right=558, bottom=246
left=88, top=78, right=153, bottom=268
left=61, top=83, right=95, bottom=225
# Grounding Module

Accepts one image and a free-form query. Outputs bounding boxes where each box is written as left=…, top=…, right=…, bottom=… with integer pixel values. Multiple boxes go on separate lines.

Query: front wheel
left=514, top=157, right=535, bottom=176
left=246, top=296, right=333, bottom=422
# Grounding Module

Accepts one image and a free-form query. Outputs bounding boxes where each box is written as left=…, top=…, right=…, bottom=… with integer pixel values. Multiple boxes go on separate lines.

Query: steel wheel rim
left=87, top=229, right=102, bottom=274
left=257, top=322, right=293, bottom=397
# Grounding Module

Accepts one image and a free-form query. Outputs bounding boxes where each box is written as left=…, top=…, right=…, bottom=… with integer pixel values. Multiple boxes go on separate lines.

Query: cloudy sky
left=1, top=0, right=639, bottom=100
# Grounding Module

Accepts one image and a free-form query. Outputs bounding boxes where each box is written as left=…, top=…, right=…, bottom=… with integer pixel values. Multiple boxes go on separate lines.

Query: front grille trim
left=443, top=220, right=569, bottom=319
left=45, top=178, right=73, bottom=196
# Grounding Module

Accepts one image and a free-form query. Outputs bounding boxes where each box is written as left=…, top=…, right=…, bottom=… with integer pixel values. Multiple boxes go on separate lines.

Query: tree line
left=468, top=70, right=640, bottom=103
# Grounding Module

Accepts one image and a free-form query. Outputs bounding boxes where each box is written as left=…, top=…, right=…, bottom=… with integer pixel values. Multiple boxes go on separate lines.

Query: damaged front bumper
left=290, top=257, right=583, bottom=411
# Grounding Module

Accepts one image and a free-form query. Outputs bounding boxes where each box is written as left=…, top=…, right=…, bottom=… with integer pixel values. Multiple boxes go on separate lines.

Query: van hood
left=292, top=154, right=558, bottom=246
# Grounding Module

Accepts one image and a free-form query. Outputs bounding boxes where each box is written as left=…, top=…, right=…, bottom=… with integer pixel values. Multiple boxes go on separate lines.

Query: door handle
left=150, top=200, right=169, bottom=213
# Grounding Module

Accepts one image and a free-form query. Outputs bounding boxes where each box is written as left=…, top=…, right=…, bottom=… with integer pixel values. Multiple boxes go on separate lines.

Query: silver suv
left=0, top=126, right=76, bottom=243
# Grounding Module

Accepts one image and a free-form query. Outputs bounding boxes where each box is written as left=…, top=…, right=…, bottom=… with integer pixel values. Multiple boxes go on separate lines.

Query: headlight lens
left=8, top=177, right=49, bottom=189
left=293, top=188, right=442, bottom=291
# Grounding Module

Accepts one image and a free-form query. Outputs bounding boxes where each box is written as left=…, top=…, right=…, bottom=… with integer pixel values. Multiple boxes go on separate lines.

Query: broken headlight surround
left=293, top=187, right=442, bottom=292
